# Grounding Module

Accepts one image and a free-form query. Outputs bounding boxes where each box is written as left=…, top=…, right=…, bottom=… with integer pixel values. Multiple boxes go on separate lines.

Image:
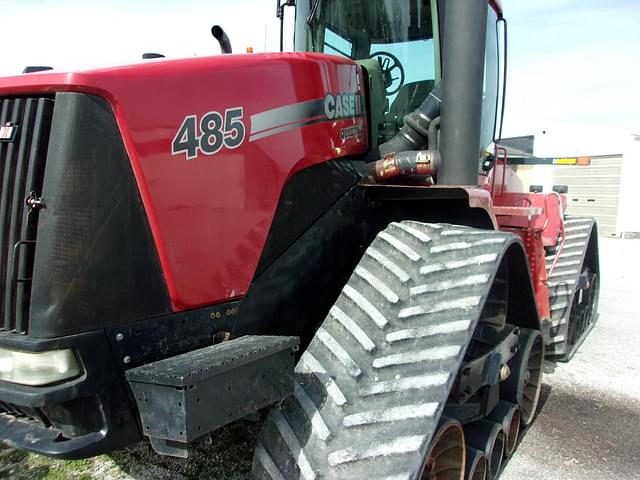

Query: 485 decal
left=171, top=107, right=246, bottom=160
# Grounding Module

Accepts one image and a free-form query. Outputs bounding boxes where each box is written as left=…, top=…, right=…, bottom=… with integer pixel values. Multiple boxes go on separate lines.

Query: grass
left=0, top=447, right=100, bottom=480
left=0, top=419, right=260, bottom=480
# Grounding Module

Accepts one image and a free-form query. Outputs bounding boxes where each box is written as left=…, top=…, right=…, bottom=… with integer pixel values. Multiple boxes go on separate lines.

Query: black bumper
left=0, top=330, right=140, bottom=459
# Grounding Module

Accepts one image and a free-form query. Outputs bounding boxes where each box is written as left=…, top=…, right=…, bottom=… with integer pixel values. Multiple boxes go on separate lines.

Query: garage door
left=552, top=155, right=622, bottom=236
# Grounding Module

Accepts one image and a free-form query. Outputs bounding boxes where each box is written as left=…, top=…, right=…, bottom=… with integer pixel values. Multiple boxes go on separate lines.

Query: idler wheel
left=501, top=328, right=544, bottom=426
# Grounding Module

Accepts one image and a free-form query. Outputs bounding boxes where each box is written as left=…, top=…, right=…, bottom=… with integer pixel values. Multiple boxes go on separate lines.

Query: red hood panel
left=1, top=53, right=369, bottom=310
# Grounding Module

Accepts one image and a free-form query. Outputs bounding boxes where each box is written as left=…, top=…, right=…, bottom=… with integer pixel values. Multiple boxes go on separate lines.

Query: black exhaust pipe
left=212, top=25, right=232, bottom=54
left=439, top=0, right=488, bottom=185
left=142, top=53, right=165, bottom=60
left=23, top=66, right=53, bottom=74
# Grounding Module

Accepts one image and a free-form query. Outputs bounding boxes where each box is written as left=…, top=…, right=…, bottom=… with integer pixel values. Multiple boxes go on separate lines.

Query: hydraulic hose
left=378, top=83, right=442, bottom=157
left=368, top=150, right=439, bottom=181
left=368, top=83, right=442, bottom=182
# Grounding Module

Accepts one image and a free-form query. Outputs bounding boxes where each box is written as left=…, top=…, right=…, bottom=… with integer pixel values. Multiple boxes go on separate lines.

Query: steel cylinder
left=439, top=0, right=489, bottom=185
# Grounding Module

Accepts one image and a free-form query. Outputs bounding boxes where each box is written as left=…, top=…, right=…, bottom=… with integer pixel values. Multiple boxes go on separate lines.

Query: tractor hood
left=0, top=53, right=369, bottom=313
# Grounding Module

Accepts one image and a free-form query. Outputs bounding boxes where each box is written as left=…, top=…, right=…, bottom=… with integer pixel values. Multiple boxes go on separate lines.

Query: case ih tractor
left=0, top=0, right=599, bottom=478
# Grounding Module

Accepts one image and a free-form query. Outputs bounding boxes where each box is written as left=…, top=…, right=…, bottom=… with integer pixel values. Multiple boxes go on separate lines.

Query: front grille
left=0, top=400, right=50, bottom=427
left=0, top=96, right=54, bottom=334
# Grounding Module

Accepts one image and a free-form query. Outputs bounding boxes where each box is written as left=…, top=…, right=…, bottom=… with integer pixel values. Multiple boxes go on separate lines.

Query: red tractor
left=0, top=0, right=598, bottom=478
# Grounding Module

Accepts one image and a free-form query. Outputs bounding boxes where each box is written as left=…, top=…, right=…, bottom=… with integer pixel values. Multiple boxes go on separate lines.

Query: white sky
left=502, top=0, right=639, bottom=154
left=1, top=0, right=638, bottom=152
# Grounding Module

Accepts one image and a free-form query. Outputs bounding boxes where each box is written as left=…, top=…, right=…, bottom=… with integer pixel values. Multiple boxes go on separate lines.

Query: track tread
left=545, top=216, right=597, bottom=357
left=251, top=222, right=520, bottom=479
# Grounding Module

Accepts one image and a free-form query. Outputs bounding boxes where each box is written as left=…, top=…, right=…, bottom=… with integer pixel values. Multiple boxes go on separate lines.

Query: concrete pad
left=503, top=237, right=640, bottom=479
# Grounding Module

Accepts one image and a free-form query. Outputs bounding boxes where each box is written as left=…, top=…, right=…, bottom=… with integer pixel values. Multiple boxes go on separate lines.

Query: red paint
left=484, top=151, right=570, bottom=321
left=0, top=53, right=368, bottom=311
left=504, top=226, right=550, bottom=320
left=489, top=0, right=504, bottom=18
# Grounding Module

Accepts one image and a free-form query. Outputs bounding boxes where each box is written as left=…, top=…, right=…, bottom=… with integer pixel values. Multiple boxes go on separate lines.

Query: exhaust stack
left=439, top=0, right=488, bottom=185
left=211, top=25, right=233, bottom=54
left=142, top=53, right=165, bottom=60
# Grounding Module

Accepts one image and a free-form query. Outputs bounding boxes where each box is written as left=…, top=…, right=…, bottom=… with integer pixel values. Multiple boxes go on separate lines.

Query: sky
left=501, top=0, right=640, bottom=154
left=1, top=0, right=638, bottom=154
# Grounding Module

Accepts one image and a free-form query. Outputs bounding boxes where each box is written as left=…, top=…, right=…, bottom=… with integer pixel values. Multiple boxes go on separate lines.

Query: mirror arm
left=276, top=0, right=296, bottom=52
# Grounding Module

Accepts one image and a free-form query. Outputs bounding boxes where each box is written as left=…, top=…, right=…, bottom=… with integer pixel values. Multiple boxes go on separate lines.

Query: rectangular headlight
left=0, top=348, right=81, bottom=386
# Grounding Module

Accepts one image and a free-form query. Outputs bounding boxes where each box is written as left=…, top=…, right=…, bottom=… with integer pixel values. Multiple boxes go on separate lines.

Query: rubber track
left=544, top=216, right=596, bottom=357
left=251, top=222, right=521, bottom=480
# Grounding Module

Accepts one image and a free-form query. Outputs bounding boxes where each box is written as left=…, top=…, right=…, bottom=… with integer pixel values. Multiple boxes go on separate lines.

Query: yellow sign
left=552, top=156, right=592, bottom=166
left=553, top=157, right=577, bottom=165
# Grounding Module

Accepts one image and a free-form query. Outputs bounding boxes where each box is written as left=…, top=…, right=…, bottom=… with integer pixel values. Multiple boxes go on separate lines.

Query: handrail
left=547, top=191, right=567, bottom=278
left=496, top=146, right=508, bottom=195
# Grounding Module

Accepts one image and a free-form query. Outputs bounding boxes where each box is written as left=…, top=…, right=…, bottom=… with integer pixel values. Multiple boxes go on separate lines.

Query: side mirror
left=495, top=18, right=508, bottom=142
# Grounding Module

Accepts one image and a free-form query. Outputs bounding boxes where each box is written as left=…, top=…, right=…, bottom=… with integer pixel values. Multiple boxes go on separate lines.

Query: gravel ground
left=502, top=236, right=640, bottom=480
left=1, top=236, right=638, bottom=479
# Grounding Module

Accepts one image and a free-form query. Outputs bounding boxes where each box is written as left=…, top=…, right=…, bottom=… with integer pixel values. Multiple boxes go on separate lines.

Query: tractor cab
left=284, top=0, right=503, bottom=154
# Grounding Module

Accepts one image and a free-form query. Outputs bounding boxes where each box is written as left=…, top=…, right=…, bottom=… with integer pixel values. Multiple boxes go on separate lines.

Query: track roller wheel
left=463, top=420, right=505, bottom=480
left=501, top=329, right=544, bottom=426
left=465, top=447, right=488, bottom=480
left=486, top=401, right=520, bottom=457
left=567, top=271, right=599, bottom=349
left=421, top=417, right=465, bottom=479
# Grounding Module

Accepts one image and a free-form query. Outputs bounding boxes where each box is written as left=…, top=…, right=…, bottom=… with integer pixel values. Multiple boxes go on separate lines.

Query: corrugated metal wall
left=552, top=155, right=623, bottom=236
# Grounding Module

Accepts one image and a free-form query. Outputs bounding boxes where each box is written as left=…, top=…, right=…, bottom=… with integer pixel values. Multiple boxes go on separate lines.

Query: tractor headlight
left=0, top=348, right=81, bottom=386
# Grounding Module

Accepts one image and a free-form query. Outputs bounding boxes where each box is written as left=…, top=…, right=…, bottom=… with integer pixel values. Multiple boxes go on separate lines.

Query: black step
left=126, top=335, right=299, bottom=457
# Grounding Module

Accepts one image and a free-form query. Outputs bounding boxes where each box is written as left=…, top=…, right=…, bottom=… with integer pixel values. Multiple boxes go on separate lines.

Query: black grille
left=0, top=96, right=54, bottom=334
left=0, top=401, right=50, bottom=427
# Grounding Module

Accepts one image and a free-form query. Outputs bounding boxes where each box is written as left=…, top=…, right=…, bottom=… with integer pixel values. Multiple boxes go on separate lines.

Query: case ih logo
left=0, top=123, right=17, bottom=142
left=324, top=93, right=362, bottom=120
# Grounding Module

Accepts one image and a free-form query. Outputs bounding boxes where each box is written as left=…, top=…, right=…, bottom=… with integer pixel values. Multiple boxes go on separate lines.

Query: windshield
left=306, top=0, right=433, bottom=50
left=299, top=0, right=438, bottom=142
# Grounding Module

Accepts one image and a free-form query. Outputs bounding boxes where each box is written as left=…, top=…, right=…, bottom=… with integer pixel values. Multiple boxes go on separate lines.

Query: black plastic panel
left=29, top=93, right=171, bottom=338
left=238, top=179, right=372, bottom=352
left=106, top=301, right=241, bottom=370
left=255, top=160, right=361, bottom=275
